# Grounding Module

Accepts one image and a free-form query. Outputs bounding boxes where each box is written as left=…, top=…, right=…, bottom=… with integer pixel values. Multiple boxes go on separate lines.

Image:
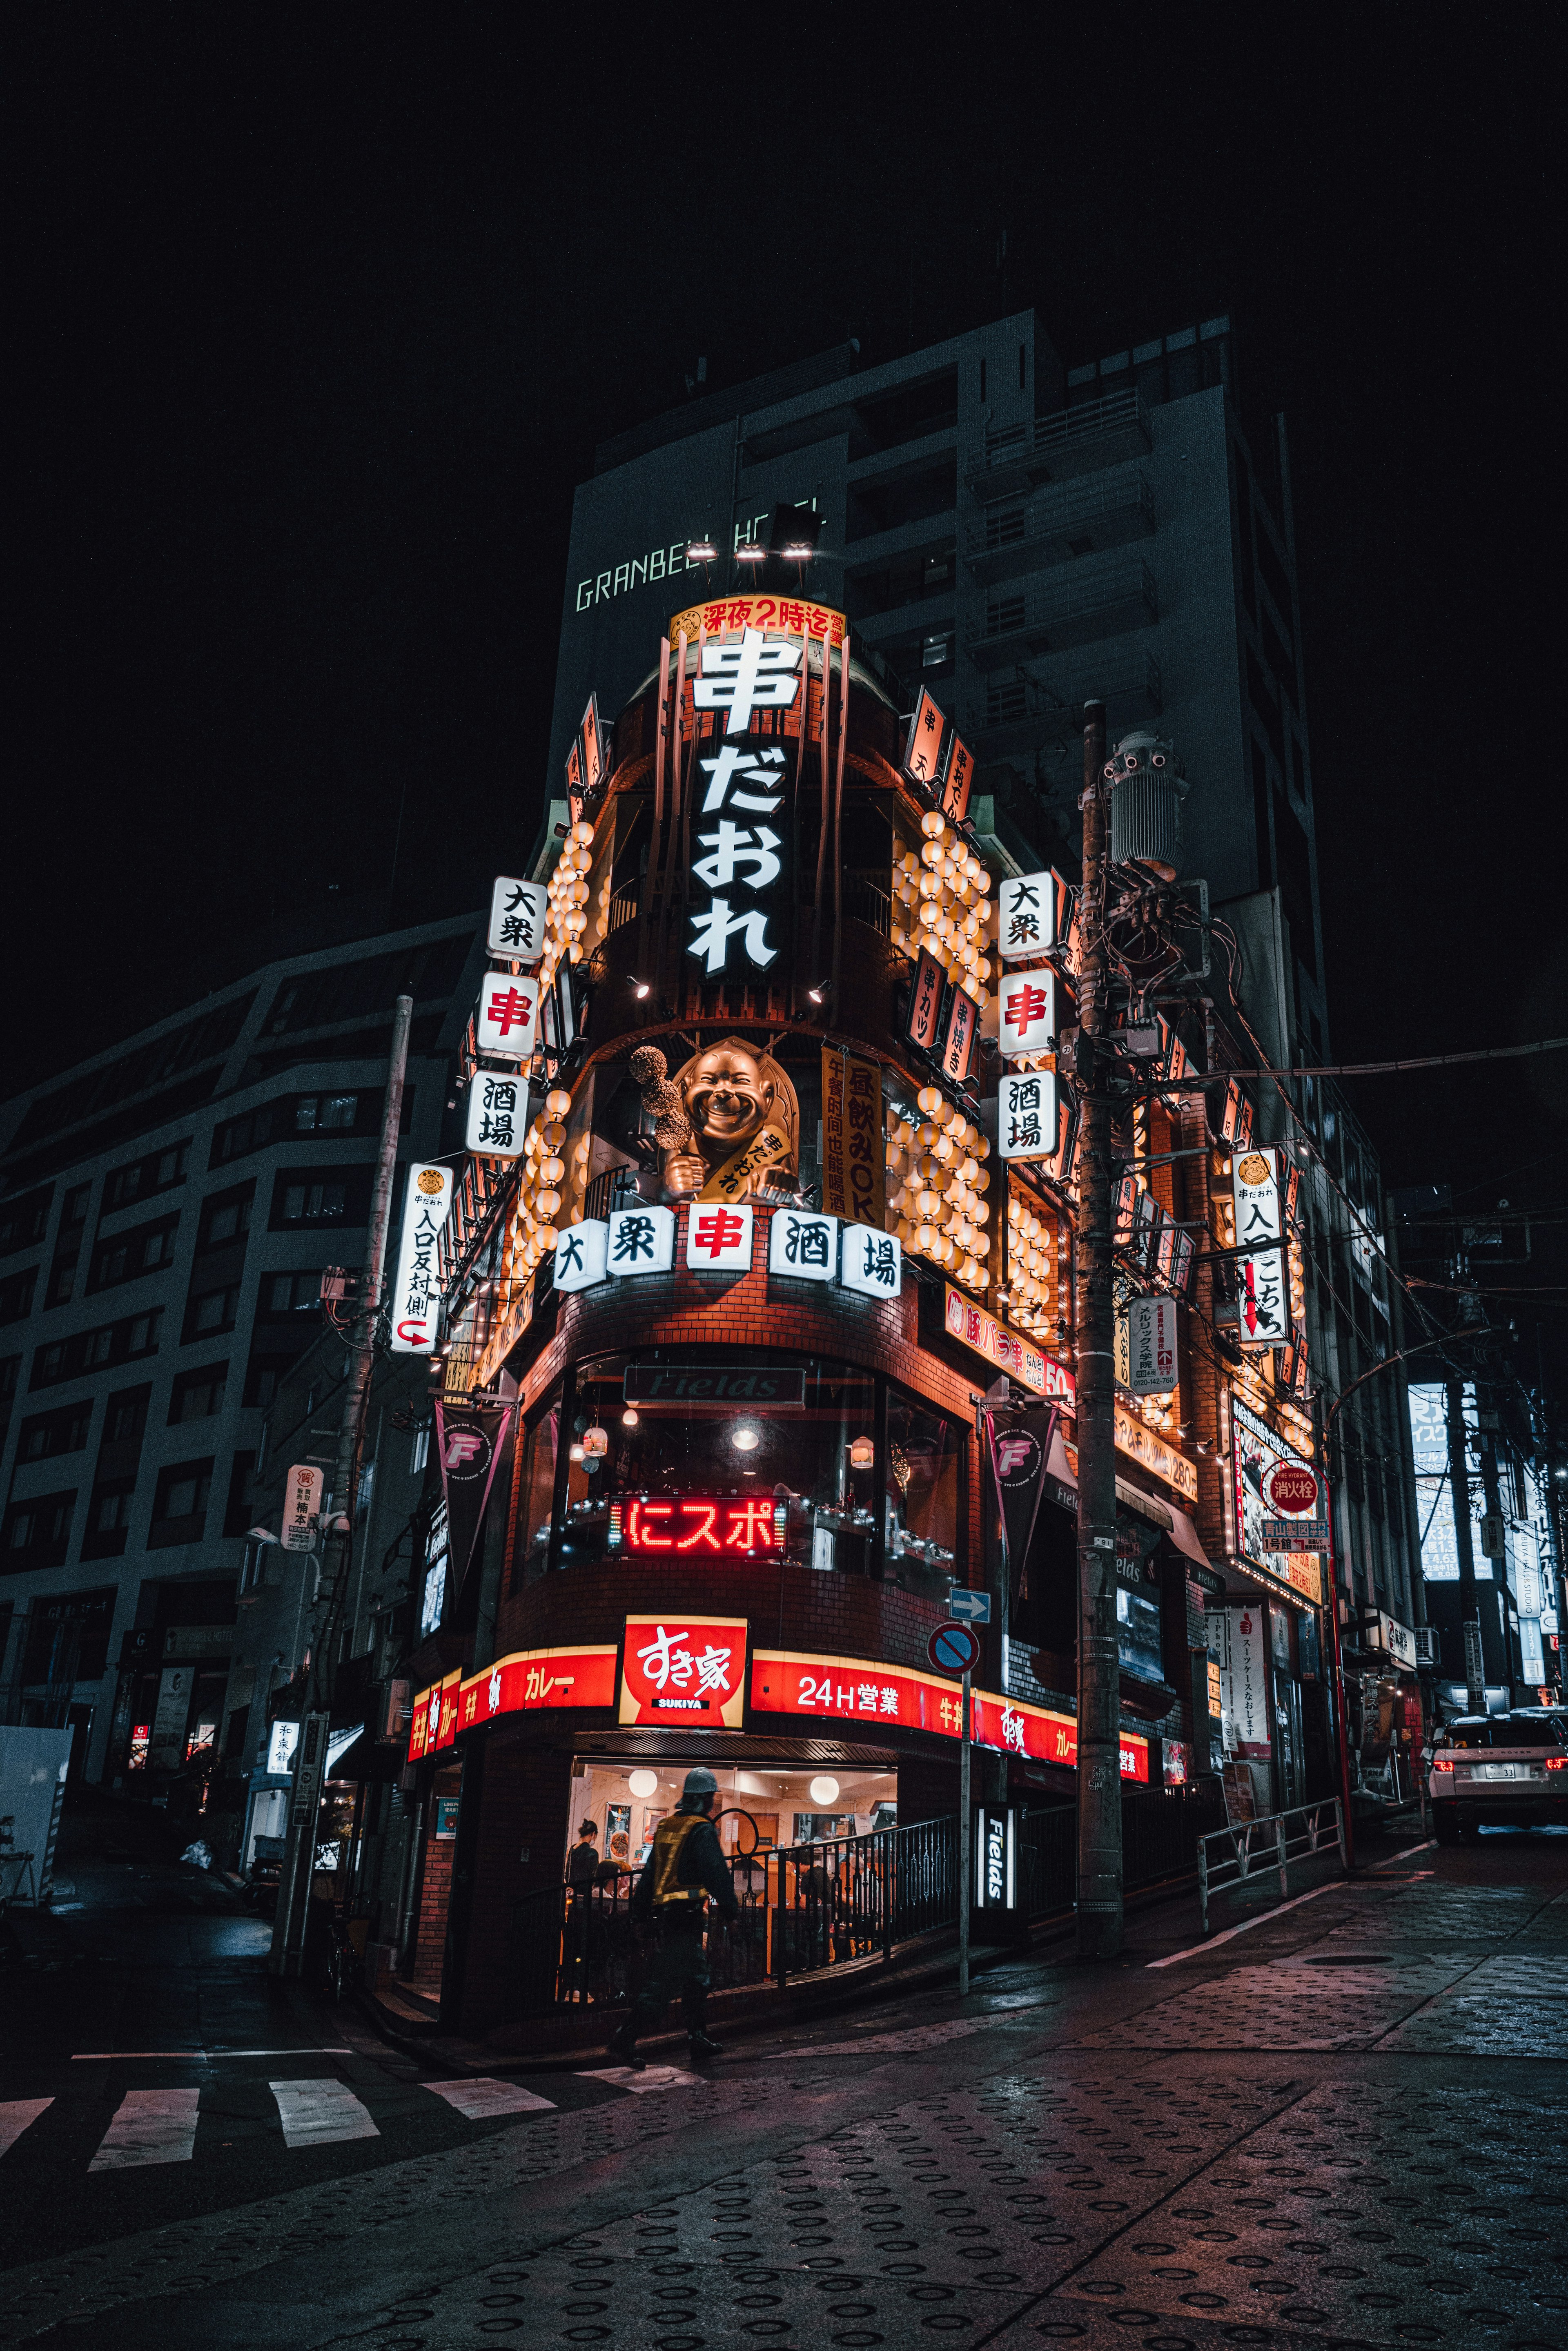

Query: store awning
left=1046, top=1426, right=1214, bottom=1571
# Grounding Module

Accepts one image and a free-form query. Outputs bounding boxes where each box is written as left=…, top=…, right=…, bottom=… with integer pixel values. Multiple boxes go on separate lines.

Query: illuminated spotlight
left=627, top=973, right=650, bottom=999
left=628, top=1768, right=659, bottom=1799
left=809, top=1774, right=840, bottom=1805
left=734, top=540, right=767, bottom=564
left=686, top=538, right=718, bottom=564
left=622, top=1406, right=640, bottom=1427
left=806, top=978, right=833, bottom=1005
left=731, top=1422, right=761, bottom=1452
left=767, top=502, right=824, bottom=559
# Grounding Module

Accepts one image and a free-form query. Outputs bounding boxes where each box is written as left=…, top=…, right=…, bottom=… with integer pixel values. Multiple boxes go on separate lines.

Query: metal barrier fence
left=1196, top=1797, right=1346, bottom=1934
left=514, top=1790, right=1229, bottom=2015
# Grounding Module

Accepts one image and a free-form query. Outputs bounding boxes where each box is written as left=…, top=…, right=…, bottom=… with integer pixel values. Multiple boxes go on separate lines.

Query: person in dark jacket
left=606, top=1767, right=737, bottom=2065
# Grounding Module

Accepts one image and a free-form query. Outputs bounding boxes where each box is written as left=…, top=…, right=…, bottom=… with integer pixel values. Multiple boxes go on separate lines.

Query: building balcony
left=963, top=388, right=1153, bottom=503
left=964, top=557, right=1157, bottom=671
left=964, top=470, right=1154, bottom=587
left=970, top=649, right=1163, bottom=758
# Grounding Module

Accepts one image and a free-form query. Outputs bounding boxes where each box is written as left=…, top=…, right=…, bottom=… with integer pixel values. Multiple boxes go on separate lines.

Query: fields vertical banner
left=820, top=1047, right=885, bottom=1230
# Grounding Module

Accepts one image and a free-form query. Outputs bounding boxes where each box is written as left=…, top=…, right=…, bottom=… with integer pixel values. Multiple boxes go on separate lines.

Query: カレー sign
left=619, top=1615, right=747, bottom=1728
left=388, top=1164, right=455, bottom=1353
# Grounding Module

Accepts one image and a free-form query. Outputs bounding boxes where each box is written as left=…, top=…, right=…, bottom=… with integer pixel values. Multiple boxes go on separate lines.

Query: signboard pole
left=1073, top=699, right=1124, bottom=1959
left=1446, top=1378, right=1486, bottom=1712
left=958, top=1665, right=971, bottom=1997
left=271, top=992, right=414, bottom=1979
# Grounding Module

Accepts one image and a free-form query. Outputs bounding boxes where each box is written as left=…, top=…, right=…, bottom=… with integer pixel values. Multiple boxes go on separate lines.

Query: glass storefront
left=564, top=1756, right=899, bottom=1879
left=511, top=1348, right=965, bottom=1600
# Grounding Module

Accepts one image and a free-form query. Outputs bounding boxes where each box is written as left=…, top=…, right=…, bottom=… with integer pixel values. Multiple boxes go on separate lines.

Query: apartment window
left=17, top=1402, right=94, bottom=1462
left=189, top=1285, right=240, bottom=1338
left=0, top=1186, right=53, bottom=1256
left=64, top=1183, right=94, bottom=1225
left=211, top=1104, right=276, bottom=1166
left=282, top=1181, right=346, bottom=1225
left=103, top=1141, right=190, bottom=1213
left=987, top=594, right=1025, bottom=637
left=150, top=1458, right=213, bottom=1546
left=0, top=1357, right=19, bottom=1447
left=263, top=1271, right=324, bottom=1317
left=986, top=680, right=1028, bottom=726
left=295, top=1092, right=359, bottom=1132
left=89, top=1214, right=180, bottom=1293
left=30, top=1309, right=162, bottom=1390
left=46, top=1244, right=80, bottom=1308
left=921, top=632, right=954, bottom=671
left=198, top=1186, right=254, bottom=1250
left=2, top=1491, right=76, bottom=1571
left=104, top=1388, right=150, bottom=1446
left=984, top=506, right=1026, bottom=552
left=0, top=1268, right=39, bottom=1326
left=169, top=1362, right=228, bottom=1424
left=82, top=1482, right=136, bottom=1561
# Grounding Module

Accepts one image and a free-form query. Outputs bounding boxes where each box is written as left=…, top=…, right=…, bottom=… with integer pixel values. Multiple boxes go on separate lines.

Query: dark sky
left=9, top=11, right=1564, bottom=1384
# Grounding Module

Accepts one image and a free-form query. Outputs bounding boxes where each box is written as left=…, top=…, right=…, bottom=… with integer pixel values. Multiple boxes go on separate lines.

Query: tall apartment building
left=0, top=916, right=484, bottom=1786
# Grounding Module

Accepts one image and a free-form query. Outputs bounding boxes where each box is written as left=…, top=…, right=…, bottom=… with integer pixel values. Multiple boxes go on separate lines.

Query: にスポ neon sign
left=609, top=1496, right=788, bottom=1555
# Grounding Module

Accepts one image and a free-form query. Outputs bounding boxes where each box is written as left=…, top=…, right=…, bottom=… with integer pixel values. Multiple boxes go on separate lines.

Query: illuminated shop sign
left=820, top=1049, right=885, bottom=1230
left=608, top=1496, right=788, bottom=1555
left=998, top=871, right=1066, bottom=961
left=408, top=1647, right=618, bottom=1758
left=388, top=1163, right=455, bottom=1355
left=486, top=876, right=546, bottom=965
left=942, top=1284, right=1074, bottom=1402
left=999, top=1068, right=1060, bottom=1163
left=466, top=1073, right=527, bottom=1159
left=475, top=973, right=539, bottom=1062
left=623, top=1364, right=807, bottom=1408
left=751, top=1647, right=1147, bottom=1779
left=619, top=1614, right=748, bottom=1728
left=975, top=1806, right=1016, bottom=1909
left=1062, top=1409, right=1200, bottom=1504
left=999, top=968, right=1057, bottom=1059
left=669, top=593, right=847, bottom=650
left=1231, top=1393, right=1323, bottom=1602
left=1232, top=1148, right=1287, bottom=1346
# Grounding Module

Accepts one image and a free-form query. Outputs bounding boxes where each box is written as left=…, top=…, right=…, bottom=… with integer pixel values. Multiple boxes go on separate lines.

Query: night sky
left=9, top=13, right=1564, bottom=1385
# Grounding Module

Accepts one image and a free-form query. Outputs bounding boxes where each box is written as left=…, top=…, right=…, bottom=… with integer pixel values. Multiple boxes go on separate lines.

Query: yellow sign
left=669, top=593, right=848, bottom=647
left=1112, top=1401, right=1199, bottom=1503
left=820, top=1049, right=885, bottom=1229
left=698, top=1123, right=791, bottom=1205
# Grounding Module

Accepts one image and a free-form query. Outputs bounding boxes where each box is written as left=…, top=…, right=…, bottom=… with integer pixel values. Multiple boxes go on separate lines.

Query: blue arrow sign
left=947, top=1586, right=991, bottom=1625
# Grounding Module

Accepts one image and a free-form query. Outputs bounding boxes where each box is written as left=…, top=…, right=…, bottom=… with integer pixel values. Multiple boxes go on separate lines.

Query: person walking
left=566, top=1821, right=600, bottom=1890
left=606, top=1767, right=737, bottom=2065
left=563, top=1820, right=599, bottom=2000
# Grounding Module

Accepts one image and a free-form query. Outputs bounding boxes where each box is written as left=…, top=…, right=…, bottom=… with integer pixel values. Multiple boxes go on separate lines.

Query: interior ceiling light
left=628, top=1768, right=659, bottom=1799
left=809, top=1775, right=841, bottom=1805
left=731, top=1422, right=761, bottom=1452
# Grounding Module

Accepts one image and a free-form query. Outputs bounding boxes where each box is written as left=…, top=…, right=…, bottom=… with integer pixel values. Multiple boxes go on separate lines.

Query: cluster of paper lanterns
left=884, top=1085, right=992, bottom=1294
left=539, top=820, right=597, bottom=996
left=1006, top=1190, right=1058, bottom=1335
left=889, top=812, right=996, bottom=1010
left=507, top=1087, right=574, bottom=1273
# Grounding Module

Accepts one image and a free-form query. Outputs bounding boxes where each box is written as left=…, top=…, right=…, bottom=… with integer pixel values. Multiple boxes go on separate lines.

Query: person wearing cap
left=606, top=1767, right=737, bottom=2065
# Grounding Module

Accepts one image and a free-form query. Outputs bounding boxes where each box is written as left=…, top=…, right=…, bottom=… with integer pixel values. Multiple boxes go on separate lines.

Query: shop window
left=149, top=1458, right=213, bottom=1547
left=543, top=1353, right=963, bottom=1596
left=508, top=1395, right=562, bottom=1592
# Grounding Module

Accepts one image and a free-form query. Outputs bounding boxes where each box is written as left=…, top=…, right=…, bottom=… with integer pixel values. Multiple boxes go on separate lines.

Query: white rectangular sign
left=607, top=1203, right=677, bottom=1275
left=388, top=1163, right=456, bottom=1354
left=1119, top=1294, right=1178, bottom=1395
left=768, top=1208, right=838, bottom=1283
left=998, top=871, right=1057, bottom=961
left=839, top=1222, right=902, bottom=1299
left=998, top=1068, right=1059, bottom=1160
left=554, top=1219, right=609, bottom=1292
left=283, top=1463, right=322, bottom=1552
left=998, top=967, right=1056, bottom=1060
left=466, top=1072, right=527, bottom=1158
left=487, top=876, right=546, bottom=965
left=475, top=974, right=539, bottom=1061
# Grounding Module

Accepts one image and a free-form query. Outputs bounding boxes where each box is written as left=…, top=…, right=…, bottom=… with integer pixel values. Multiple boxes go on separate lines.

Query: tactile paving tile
left=1025, top=2081, right=1568, bottom=2351
left=1072, top=1965, right=1438, bottom=2050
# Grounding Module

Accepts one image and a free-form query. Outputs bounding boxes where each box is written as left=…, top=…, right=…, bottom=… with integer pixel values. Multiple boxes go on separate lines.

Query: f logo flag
left=987, top=1407, right=1057, bottom=1602
left=433, top=1399, right=514, bottom=1604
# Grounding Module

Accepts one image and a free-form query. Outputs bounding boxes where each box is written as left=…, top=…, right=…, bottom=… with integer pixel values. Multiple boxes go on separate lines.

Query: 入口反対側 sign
left=388, top=1164, right=455, bottom=1354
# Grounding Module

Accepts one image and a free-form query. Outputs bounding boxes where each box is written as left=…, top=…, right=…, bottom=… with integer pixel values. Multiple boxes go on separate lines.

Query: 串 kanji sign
left=606, top=1204, right=676, bottom=1276
left=686, top=1202, right=754, bottom=1270
left=388, top=1163, right=455, bottom=1353
left=998, top=1069, right=1059, bottom=1161
left=998, top=871, right=1059, bottom=961
left=619, top=1614, right=748, bottom=1728
left=466, top=1072, right=526, bottom=1158
left=768, top=1208, right=837, bottom=1284
left=692, top=626, right=803, bottom=735
left=486, top=876, right=546, bottom=965
left=999, top=969, right=1057, bottom=1059
left=1232, top=1148, right=1287, bottom=1346
left=476, top=977, right=539, bottom=1061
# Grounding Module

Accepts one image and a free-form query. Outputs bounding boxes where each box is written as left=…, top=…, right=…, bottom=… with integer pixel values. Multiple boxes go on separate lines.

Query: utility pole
left=272, top=994, right=414, bottom=1977
left=1446, top=1378, right=1485, bottom=1715
left=1073, top=698, right=1122, bottom=1958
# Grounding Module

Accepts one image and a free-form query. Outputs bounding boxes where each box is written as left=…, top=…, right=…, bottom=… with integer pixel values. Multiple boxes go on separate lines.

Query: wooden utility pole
left=1074, top=700, right=1123, bottom=1957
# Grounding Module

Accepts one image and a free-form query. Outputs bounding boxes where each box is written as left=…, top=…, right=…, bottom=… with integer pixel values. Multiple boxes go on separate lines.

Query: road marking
left=0, top=2099, right=53, bottom=2158
left=1147, top=1879, right=1343, bottom=1967
left=423, top=2077, right=557, bottom=2119
left=577, top=2065, right=699, bottom=2095
left=88, top=2089, right=200, bottom=2171
left=1365, top=1840, right=1437, bottom=1869
left=72, top=2048, right=353, bottom=2061
left=270, top=2079, right=379, bottom=2147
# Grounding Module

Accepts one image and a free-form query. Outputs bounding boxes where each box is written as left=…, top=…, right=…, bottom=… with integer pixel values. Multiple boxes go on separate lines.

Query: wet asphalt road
left=2, top=1810, right=1564, bottom=2350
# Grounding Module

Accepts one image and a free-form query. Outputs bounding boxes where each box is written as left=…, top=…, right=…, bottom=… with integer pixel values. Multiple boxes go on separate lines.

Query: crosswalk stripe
left=577, top=2065, right=698, bottom=2095
left=270, top=2078, right=379, bottom=2148
left=423, top=2077, right=556, bottom=2119
left=89, top=2088, right=199, bottom=2171
left=0, top=2099, right=53, bottom=2159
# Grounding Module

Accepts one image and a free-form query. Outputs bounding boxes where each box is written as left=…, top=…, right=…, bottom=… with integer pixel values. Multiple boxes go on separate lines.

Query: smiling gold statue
left=630, top=1038, right=798, bottom=1205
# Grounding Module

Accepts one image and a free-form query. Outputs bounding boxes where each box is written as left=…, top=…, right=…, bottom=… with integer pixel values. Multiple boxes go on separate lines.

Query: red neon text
left=624, top=1498, right=777, bottom=1554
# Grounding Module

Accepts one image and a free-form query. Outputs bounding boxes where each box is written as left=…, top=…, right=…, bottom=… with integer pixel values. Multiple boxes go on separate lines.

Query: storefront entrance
left=564, top=1756, right=899, bottom=1879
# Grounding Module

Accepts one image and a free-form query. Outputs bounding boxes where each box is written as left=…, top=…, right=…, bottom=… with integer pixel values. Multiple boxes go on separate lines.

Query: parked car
left=1429, top=1708, right=1568, bottom=1841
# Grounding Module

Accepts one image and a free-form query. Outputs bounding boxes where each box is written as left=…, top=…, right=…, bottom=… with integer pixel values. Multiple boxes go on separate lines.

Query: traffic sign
left=947, top=1586, right=991, bottom=1625
left=928, top=1621, right=982, bottom=1675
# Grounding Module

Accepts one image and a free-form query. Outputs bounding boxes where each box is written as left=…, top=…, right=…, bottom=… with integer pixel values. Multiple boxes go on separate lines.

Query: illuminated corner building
left=0, top=917, right=482, bottom=1829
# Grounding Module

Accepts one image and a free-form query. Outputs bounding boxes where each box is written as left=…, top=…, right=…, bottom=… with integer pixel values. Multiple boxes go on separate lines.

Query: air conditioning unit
left=1414, top=1627, right=1441, bottom=1667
